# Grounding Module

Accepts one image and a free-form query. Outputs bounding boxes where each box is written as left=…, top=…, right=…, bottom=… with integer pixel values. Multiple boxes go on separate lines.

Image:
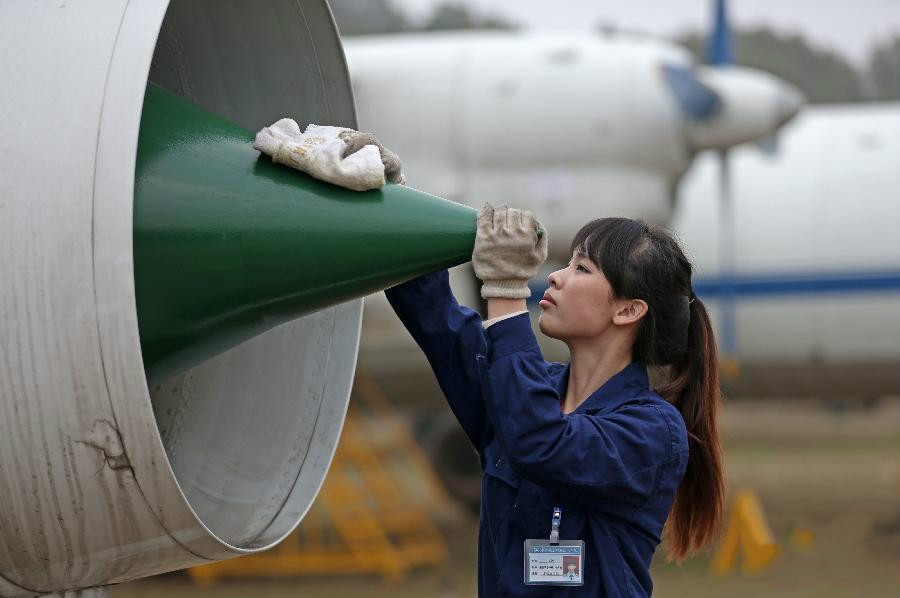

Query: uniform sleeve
left=476, top=314, right=675, bottom=510
left=384, top=269, right=491, bottom=451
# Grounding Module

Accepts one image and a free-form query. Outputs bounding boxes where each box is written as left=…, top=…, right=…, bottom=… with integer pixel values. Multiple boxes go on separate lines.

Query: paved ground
left=113, top=396, right=900, bottom=598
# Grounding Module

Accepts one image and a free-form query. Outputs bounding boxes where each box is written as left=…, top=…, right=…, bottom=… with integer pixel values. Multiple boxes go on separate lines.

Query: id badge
left=523, top=507, right=584, bottom=586
left=524, top=539, right=585, bottom=586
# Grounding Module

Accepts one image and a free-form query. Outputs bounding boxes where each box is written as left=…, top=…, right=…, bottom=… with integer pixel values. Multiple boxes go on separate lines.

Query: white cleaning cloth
left=253, top=118, right=386, bottom=191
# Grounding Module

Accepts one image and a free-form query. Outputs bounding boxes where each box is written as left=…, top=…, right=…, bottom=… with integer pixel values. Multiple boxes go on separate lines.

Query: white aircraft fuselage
left=346, top=31, right=893, bottom=400
left=672, top=103, right=900, bottom=397
left=344, top=30, right=800, bottom=259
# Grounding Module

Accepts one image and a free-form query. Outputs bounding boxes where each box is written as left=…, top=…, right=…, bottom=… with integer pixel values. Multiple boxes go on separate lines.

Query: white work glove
left=473, top=204, right=548, bottom=299
left=253, top=118, right=405, bottom=191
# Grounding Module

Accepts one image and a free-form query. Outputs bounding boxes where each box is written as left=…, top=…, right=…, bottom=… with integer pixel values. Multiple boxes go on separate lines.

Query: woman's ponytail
left=570, top=218, right=726, bottom=562
left=657, top=296, right=725, bottom=562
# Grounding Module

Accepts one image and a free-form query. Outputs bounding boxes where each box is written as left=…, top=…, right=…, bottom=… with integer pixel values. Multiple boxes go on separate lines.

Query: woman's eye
left=576, top=264, right=589, bottom=272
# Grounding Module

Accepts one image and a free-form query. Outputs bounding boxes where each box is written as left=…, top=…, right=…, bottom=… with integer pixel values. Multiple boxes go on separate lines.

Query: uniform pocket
left=514, top=480, right=588, bottom=541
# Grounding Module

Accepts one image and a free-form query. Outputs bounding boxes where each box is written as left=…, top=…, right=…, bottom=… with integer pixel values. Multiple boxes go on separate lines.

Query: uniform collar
left=556, top=360, right=650, bottom=414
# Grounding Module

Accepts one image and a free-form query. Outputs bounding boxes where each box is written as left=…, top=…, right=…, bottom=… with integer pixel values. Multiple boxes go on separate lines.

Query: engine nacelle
left=0, top=2, right=475, bottom=595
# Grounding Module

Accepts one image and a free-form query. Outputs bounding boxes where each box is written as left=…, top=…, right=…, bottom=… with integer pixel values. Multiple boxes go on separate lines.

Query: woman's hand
left=473, top=203, right=548, bottom=300
left=338, top=130, right=406, bottom=185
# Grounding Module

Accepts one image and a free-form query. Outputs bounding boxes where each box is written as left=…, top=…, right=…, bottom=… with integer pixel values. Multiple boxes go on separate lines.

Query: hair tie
left=688, top=291, right=696, bottom=305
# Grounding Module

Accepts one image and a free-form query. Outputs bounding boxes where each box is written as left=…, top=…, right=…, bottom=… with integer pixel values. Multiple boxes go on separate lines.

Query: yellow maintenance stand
left=711, top=488, right=783, bottom=575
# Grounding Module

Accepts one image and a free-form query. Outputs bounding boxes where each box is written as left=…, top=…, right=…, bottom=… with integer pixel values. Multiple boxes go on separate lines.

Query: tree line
left=678, top=28, right=899, bottom=103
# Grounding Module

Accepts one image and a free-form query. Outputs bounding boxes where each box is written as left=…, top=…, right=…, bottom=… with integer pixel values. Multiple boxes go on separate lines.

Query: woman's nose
left=548, top=269, right=561, bottom=288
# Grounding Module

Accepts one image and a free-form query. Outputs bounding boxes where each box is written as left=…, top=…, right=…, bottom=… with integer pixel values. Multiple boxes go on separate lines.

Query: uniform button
left=495, top=458, right=503, bottom=468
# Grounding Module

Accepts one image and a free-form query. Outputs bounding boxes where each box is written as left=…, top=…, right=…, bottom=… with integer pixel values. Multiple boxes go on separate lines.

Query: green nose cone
left=135, top=84, right=476, bottom=384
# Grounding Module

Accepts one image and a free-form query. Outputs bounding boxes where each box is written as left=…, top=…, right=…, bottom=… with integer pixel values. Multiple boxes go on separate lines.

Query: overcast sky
left=394, top=0, right=900, bottom=66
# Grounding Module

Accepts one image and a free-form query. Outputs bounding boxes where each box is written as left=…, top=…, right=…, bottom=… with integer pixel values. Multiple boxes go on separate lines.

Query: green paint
left=135, top=84, right=476, bottom=383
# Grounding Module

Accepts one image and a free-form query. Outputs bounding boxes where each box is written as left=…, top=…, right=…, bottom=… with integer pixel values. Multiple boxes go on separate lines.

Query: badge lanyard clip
left=549, top=507, right=561, bottom=545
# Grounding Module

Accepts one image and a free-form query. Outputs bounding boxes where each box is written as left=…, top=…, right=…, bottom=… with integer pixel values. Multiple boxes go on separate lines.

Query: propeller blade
left=716, top=148, right=738, bottom=359
left=663, top=64, right=722, bottom=120
left=707, top=0, right=734, bottom=66
left=756, top=134, right=779, bottom=155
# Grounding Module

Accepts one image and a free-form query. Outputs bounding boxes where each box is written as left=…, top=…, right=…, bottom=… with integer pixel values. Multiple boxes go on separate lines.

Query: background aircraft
left=341, top=1, right=898, bottom=509
left=345, top=0, right=806, bottom=381
left=672, top=102, right=900, bottom=399
left=344, top=29, right=802, bottom=260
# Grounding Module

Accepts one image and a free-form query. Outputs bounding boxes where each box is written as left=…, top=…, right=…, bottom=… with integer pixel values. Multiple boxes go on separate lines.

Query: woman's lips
left=539, top=293, right=556, bottom=308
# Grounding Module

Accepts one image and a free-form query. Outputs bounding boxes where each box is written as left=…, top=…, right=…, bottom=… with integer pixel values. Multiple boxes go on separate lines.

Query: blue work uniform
left=385, top=270, right=690, bottom=598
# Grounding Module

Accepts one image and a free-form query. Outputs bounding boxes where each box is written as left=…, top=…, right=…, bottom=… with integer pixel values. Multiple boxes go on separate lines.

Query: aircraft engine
left=0, top=2, right=475, bottom=596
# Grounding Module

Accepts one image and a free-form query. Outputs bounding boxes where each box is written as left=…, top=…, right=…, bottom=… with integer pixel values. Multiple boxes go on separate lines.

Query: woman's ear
left=612, top=298, right=648, bottom=326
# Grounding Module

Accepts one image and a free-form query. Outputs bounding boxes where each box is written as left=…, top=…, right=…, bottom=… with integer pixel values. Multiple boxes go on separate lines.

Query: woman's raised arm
left=385, top=269, right=491, bottom=452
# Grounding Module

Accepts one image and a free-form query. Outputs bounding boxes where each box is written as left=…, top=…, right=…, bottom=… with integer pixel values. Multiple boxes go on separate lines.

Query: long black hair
left=571, top=217, right=724, bottom=562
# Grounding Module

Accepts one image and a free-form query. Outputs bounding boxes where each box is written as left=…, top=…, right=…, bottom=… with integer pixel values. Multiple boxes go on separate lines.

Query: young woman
left=323, top=129, right=724, bottom=596
left=384, top=205, right=725, bottom=597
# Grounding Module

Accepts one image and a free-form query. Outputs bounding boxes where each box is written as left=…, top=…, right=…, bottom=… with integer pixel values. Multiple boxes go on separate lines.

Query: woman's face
left=538, top=250, right=619, bottom=342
